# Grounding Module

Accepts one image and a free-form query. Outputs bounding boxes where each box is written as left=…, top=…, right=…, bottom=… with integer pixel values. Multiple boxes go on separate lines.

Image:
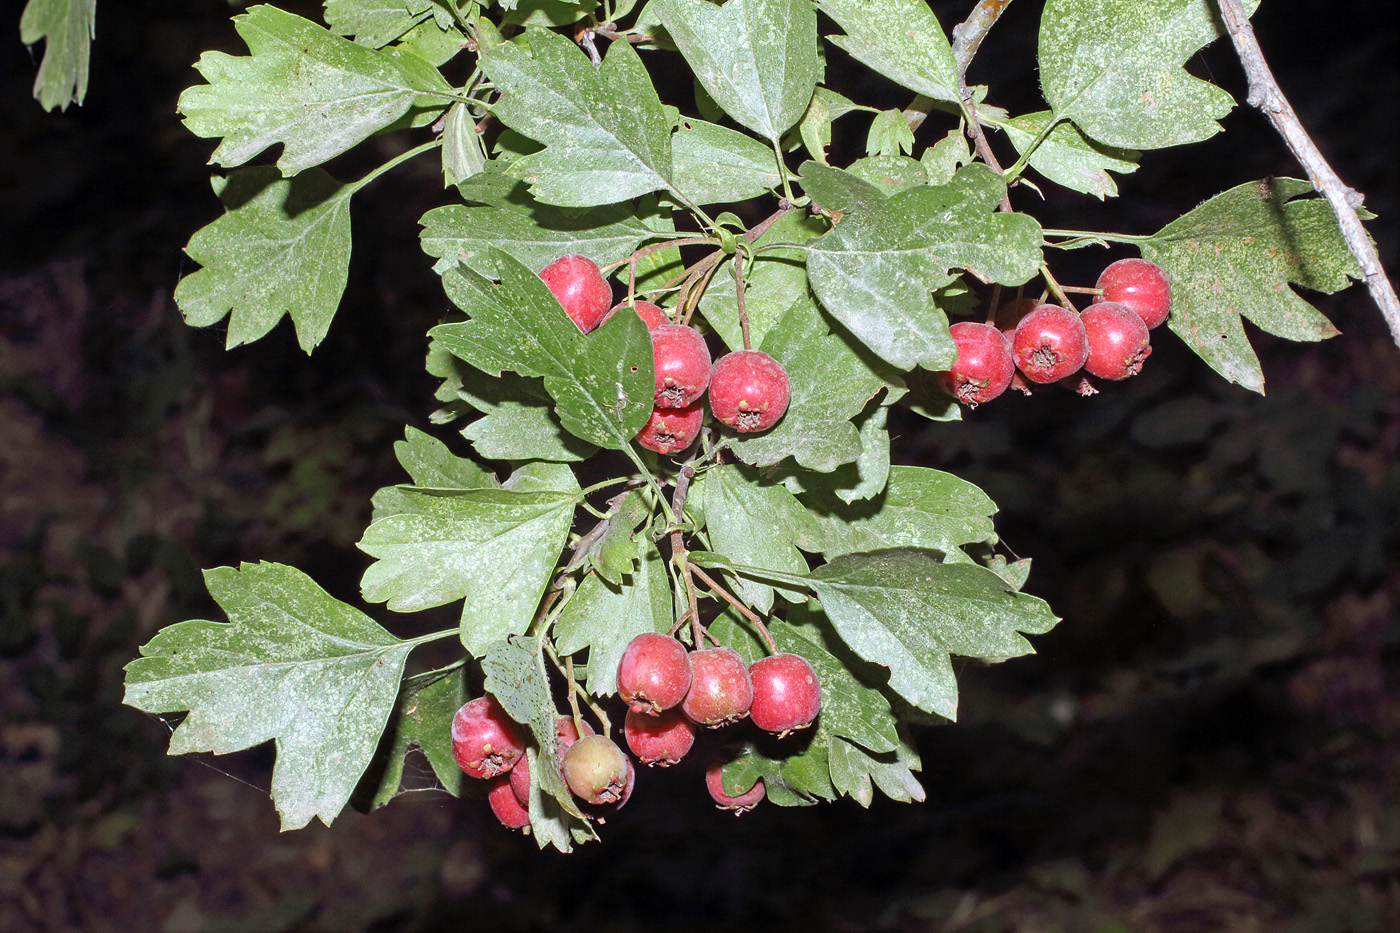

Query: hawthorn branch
left=1214, top=0, right=1400, bottom=349
left=951, top=1, right=1015, bottom=212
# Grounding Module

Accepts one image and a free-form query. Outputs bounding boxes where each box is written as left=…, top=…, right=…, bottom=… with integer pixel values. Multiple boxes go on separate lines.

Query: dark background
left=2, top=1, right=1397, bottom=930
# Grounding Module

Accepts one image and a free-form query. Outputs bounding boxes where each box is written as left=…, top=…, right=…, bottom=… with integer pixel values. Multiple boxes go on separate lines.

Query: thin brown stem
left=1038, top=262, right=1077, bottom=312
left=1214, top=0, right=1400, bottom=350
left=735, top=255, right=752, bottom=350
left=688, top=564, right=778, bottom=654
left=601, top=237, right=716, bottom=276
left=952, top=0, right=1015, bottom=84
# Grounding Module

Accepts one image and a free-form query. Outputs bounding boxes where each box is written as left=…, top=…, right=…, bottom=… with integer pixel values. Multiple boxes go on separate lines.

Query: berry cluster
left=935, top=258, right=1171, bottom=405
left=452, top=632, right=822, bottom=828
left=538, top=255, right=793, bottom=453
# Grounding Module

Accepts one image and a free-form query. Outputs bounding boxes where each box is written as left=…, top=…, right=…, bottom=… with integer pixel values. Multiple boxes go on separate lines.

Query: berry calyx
left=602, top=298, right=668, bottom=331
left=748, top=653, right=822, bottom=735
left=705, top=764, right=765, bottom=813
left=634, top=402, right=703, bottom=455
left=624, top=707, right=696, bottom=766
left=708, top=350, right=791, bottom=433
left=617, top=633, right=693, bottom=714
left=1080, top=301, right=1152, bottom=380
left=934, top=322, right=1016, bottom=406
left=681, top=646, right=754, bottom=727
left=650, top=324, right=712, bottom=408
left=1011, top=304, right=1089, bottom=384
left=451, top=696, right=526, bottom=780
left=1095, top=258, right=1171, bottom=329
left=509, top=715, right=593, bottom=805
left=561, top=734, right=632, bottom=805
left=487, top=776, right=531, bottom=830
left=539, top=254, right=613, bottom=333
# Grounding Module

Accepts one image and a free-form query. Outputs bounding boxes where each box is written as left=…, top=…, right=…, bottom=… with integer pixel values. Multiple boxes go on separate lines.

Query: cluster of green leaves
left=116, top=0, right=1367, bottom=850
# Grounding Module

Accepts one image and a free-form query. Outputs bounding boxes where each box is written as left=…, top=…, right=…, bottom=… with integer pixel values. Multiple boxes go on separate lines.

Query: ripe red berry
left=748, top=653, right=822, bottom=735
left=509, top=715, right=593, bottom=804
left=705, top=764, right=765, bottom=813
left=934, top=322, right=1015, bottom=406
left=602, top=299, right=668, bottom=331
left=650, top=324, right=712, bottom=408
left=487, top=776, right=531, bottom=830
left=1081, top=301, right=1152, bottom=380
left=451, top=696, right=526, bottom=780
left=708, top=350, right=790, bottom=433
left=1095, top=258, right=1171, bottom=329
left=561, top=734, right=632, bottom=805
left=681, top=646, right=754, bottom=727
left=617, top=633, right=693, bottom=714
left=634, top=402, right=703, bottom=455
left=539, top=254, right=613, bottom=333
left=1011, top=304, right=1089, bottom=384
left=624, top=707, right=696, bottom=766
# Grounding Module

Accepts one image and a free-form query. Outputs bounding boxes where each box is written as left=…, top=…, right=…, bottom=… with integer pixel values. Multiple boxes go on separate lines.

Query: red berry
left=617, top=633, right=693, bottom=714
left=561, top=734, right=632, bottom=805
left=1095, top=258, right=1171, bottom=329
left=509, top=715, right=593, bottom=804
left=1080, top=301, right=1152, bottom=380
left=708, top=350, right=790, bottom=433
left=451, top=696, right=526, bottom=780
left=705, top=763, right=765, bottom=813
left=634, top=402, right=703, bottom=455
left=748, top=653, right=822, bottom=735
left=681, top=646, right=754, bottom=727
left=651, top=324, right=712, bottom=408
left=487, top=776, right=530, bottom=830
left=539, top=254, right=613, bottom=333
left=602, top=299, right=668, bottom=330
left=933, top=322, right=1015, bottom=406
left=992, top=297, right=1039, bottom=331
left=1011, top=304, right=1089, bottom=384
left=624, top=707, right=696, bottom=766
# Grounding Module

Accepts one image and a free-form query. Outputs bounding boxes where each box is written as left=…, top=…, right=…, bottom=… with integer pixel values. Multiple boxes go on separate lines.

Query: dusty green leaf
left=441, top=103, right=487, bottom=186
left=866, top=109, right=915, bottom=157
left=420, top=202, right=654, bottom=276
left=816, top=0, right=959, bottom=105
left=992, top=110, right=1139, bottom=199
left=671, top=117, right=785, bottom=205
left=179, top=5, right=452, bottom=175
left=846, top=155, right=928, bottom=198
left=723, top=731, right=836, bottom=807
left=828, top=731, right=924, bottom=806
left=772, top=400, right=891, bottom=504
left=797, top=87, right=868, bottom=165
left=587, top=490, right=652, bottom=584
left=123, top=562, right=415, bottom=831
left=20, top=0, right=95, bottom=111
left=174, top=168, right=352, bottom=352
left=1142, top=177, right=1358, bottom=394
left=323, top=0, right=431, bottom=47
left=698, top=210, right=824, bottom=353
left=453, top=369, right=597, bottom=463
left=702, top=465, right=815, bottom=614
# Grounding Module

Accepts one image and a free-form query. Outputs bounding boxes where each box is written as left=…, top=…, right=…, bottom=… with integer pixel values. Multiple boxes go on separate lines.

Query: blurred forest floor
left=2, top=1, right=1399, bottom=931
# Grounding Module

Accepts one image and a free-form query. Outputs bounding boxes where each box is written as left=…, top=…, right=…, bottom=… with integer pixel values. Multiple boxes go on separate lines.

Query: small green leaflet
left=727, top=296, right=887, bottom=472
left=123, top=562, right=417, bottom=831
left=179, top=5, right=453, bottom=176
left=441, top=102, right=488, bottom=187
left=554, top=539, right=673, bottom=697
left=19, top=0, right=95, bottom=111
left=367, top=667, right=465, bottom=808
left=357, top=486, right=577, bottom=656
left=816, top=0, right=959, bottom=107
left=671, top=117, right=786, bottom=205
left=420, top=202, right=655, bottom=277
left=702, top=465, right=815, bottom=614
left=431, top=249, right=654, bottom=449
left=480, top=27, right=674, bottom=207
left=586, top=489, right=652, bottom=584
left=797, top=87, right=870, bottom=166
left=991, top=110, right=1139, bottom=199
left=1142, top=178, right=1357, bottom=394
left=866, top=109, right=915, bottom=158
left=653, top=0, right=820, bottom=145
left=1039, top=0, right=1260, bottom=150
left=175, top=168, right=352, bottom=352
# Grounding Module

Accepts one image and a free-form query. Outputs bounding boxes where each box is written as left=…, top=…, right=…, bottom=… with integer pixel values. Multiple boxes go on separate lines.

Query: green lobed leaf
left=587, top=489, right=652, bottom=584
left=991, top=110, right=1139, bottom=199
left=654, top=0, right=820, bottom=144
left=123, top=562, right=416, bottom=831
left=367, top=667, right=466, bottom=808
left=371, top=424, right=499, bottom=521
left=1039, top=0, right=1260, bottom=150
left=420, top=202, right=655, bottom=276
left=323, top=0, right=431, bottom=47
left=174, top=168, right=352, bottom=352
left=827, top=729, right=924, bottom=806
left=554, top=539, right=673, bottom=697
left=805, top=163, right=1042, bottom=371
left=702, top=465, right=815, bottom=614
left=431, top=249, right=654, bottom=449
left=19, top=0, right=95, bottom=111
left=769, top=399, right=891, bottom=504
left=671, top=117, right=786, bottom=206
left=357, top=486, right=577, bottom=656
left=816, top=0, right=959, bottom=106
left=722, top=731, right=836, bottom=807
left=726, top=295, right=887, bottom=472
left=845, top=155, right=928, bottom=198
left=480, top=27, right=674, bottom=207
left=866, top=109, right=915, bottom=158
left=500, top=0, right=597, bottom=28
left=1142, top=177, right=1358, bottom=394
left=178, top=5, right=452, bottom=175
left=453, top=369, right=597, bottom=463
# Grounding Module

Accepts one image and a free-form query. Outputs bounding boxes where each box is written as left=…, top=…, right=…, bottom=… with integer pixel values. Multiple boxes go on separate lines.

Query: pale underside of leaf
left=20, top=0, right=95, bottom=111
